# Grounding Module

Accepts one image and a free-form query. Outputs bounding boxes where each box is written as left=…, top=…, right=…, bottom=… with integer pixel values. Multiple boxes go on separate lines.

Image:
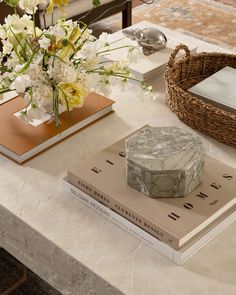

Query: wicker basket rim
left=165, top=44, right=236, bottom=119
left=166, top=49, right=236, bottom=70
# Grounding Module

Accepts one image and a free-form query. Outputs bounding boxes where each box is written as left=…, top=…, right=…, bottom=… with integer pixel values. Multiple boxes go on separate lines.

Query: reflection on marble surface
left=126, top=126, right=204, bottom=198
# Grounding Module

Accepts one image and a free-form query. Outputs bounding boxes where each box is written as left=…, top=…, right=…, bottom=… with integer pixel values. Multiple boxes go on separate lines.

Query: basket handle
left=168, top=44, right=191, bottom=67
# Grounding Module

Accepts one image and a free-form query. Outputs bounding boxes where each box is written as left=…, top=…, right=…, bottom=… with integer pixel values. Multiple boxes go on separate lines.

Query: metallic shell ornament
left=123, top=27, right=167, bottom=55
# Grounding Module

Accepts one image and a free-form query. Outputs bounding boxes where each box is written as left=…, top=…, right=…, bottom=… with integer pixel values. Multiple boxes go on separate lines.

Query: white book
left=189, top=66, right=236, bottom=114
left=63, top=179, right=236, bottom=265
left=104, top=21, right=197, bottom=81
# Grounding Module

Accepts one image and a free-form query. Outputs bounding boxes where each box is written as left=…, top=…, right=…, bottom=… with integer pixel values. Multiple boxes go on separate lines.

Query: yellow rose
left=47, top=0, right=69, bottom=14
left=58, top=82, right=87, bottom=110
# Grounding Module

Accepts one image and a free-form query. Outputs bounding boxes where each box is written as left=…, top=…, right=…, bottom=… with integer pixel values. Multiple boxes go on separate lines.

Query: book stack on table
left=63, top=129, right=236, bottom=265
left=104, top=21, right=197, bottom=82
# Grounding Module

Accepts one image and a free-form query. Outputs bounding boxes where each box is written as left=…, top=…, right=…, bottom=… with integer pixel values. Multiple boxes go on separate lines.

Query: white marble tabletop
left=0, top=76, right=236, bottom=295
left=0, top=30, right=236, bottom=294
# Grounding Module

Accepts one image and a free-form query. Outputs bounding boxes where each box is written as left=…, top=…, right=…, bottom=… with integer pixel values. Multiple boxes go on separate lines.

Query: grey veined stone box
left=125, top=126, right=204, bottom=198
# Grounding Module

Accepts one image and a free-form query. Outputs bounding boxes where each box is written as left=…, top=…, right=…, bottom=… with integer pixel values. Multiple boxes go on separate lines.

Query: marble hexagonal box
left=125, top=126, right=204, bottom=198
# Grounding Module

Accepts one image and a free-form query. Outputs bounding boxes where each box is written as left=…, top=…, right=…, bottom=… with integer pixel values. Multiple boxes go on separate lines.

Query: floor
left=132, top=0, right=143, bottom=7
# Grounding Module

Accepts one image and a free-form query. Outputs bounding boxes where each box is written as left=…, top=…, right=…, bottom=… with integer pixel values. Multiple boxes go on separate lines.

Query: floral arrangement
left=0, top=0, right=150, bottom=126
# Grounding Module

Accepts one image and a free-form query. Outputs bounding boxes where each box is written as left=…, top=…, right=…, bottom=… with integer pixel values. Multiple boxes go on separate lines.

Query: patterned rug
left=0, top=248, right=61, bottom=295
left=94, top=0, right=236, bottom=51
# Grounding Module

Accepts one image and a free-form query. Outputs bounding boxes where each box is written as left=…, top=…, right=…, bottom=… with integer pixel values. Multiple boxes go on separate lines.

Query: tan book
left=0, top=92, right=114, bottom=163
left=67, top=130, right=236, bottom=250
left=63, top=179, right=236, bottom=265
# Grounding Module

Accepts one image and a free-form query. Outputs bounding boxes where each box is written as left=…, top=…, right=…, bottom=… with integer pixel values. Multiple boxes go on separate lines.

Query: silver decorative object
left=123, top=27, right=167, bottom=55
left=125, top=126, right=204, bottom=198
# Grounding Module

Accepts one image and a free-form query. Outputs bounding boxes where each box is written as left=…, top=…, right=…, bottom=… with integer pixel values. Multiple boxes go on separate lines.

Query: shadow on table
left=25, top=112, right=131, bottom=176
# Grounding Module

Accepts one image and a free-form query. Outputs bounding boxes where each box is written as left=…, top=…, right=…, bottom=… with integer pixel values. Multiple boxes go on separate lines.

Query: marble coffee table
left=0, top=37, right=235, bottom=294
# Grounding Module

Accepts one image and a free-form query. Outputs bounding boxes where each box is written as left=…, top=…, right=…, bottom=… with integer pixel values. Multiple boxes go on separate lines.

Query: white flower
left=104, top=61, right=128, bottom=73
left=84, top=56, right=99, bottom=70
left=48, top=24, right=66, bottom=40
left=4, top=51, right=19, bottom=68
left=126, top=46, right=144, bottom=63
left=10, top=74, right=32, bottom=93
left=21, top=14, right=34, bottom=26
left=27, top=27, right=42, bottom=38
left=79, top=42, right=97, bottom=59
left=47, top=59, right=78, bottom=84
left=98, top=32, right=111, bottom=45
left=38, top=36, right=51, bottom=50
left=6, top=30, right=24, bottom=47
left=0, top=24, right=7, bottom=40
left=4, top=14, right=33, bottom=33
left=2, top=40, right=13, bottom=54
left=0, top=15, right=146, bottom=126
left=19, top=0, right=47, bottom=14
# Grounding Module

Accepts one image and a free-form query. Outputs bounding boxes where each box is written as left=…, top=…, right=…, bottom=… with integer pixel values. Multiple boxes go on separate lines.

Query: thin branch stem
left=97, top=45, right=136, bottom=55
left=32, top=8, right=37, bottom=37
left=0, top=88, right=11, bottom=95
left=89, top=69, right=141, bottom=84
left=9, top=26, right=26, bottom=59
left=17, top=48, right=39, bottom=75
left=14, top=47, right=24, bottom=63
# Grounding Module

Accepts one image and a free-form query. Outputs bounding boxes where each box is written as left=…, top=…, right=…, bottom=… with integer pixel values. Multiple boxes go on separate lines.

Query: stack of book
left=63, top=129, right=236, bottom=265
left=104, top=21, right=197, bottom=81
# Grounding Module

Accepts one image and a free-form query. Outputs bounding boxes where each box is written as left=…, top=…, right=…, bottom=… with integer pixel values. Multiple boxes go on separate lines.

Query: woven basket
left=165, top=44, right=236, bottom=147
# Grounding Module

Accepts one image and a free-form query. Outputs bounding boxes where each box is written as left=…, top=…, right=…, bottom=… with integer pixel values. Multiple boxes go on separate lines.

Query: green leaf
left=92, top=0, right=101, bottom=7
left=3, top=0, right=19, bottom=8
left=62, top=38, right=69, bottom=47
left=0, top=65, right=10, bottom=73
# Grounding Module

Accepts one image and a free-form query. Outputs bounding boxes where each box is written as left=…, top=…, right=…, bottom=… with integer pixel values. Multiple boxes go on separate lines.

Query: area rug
left=94, top=0, right=236, bottom=51
left=0, top=248, right=61, bottom=295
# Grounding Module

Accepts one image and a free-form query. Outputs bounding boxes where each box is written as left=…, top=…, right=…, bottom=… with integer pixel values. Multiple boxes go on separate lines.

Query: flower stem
left=74, top=25, right=88, bottom=45
left=14, top=47, right=24, bottom=63
left=90, top=69, right=142, bottom=84
left=17, top=48, right=38, bottom=75
left=32, top=8, right=37, bottom=37
left=9, top=26, right=26, bottom=59
left=0, top=87, right=11, bottom=95
left=97, top=45, right=136, bottom=55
